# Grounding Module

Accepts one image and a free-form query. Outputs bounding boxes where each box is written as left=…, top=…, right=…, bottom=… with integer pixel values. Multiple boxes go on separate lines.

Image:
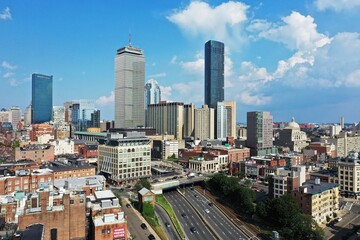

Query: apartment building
left=338, top=151, right=360, bottom=198
left=292, top=179, right=339, bottom=224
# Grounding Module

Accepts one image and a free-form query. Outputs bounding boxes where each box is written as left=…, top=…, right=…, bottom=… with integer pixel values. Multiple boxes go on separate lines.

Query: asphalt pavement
left=154, top=204, right=180, bottom=240
left=164, top=191, right=216, bottom=240
left=120, top=198, right=157, bottom=240
left=182, top=187, right=248, bottom=240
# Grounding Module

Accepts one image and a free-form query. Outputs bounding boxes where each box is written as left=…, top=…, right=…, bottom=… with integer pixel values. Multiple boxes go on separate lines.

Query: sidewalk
left=122, top=197, right=161, bottom=240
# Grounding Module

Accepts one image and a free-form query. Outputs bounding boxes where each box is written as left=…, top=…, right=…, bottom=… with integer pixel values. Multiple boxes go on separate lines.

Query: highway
left=182, top=187, right=248, bottom=240
left=154, top=204, right=180, bottom=240
left=164, top=190, right=216, bottom=240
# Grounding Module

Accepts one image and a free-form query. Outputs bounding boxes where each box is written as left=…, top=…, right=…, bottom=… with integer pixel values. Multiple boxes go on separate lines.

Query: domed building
left=275, top=117, right=308, bottom=152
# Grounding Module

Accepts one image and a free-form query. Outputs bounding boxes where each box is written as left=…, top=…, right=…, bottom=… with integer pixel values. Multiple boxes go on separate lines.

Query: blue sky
left=1, top=0, right=360, bottom=123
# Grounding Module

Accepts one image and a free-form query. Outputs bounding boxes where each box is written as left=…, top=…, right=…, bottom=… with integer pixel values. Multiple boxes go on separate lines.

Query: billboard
left=113, top=227, right=125, bottom=239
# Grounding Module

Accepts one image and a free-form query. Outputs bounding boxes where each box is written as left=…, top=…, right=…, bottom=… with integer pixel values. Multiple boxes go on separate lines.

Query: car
left=119, top=188, right=124, bottom=192
left=194, top=194, right=198, bottom=198
left=328, top=219, right=338, bottom=226
left=153, top=179, right=159, bottom=183
left=126, top=203, right=131, bottom=208
left=141, top=223, right=147, bottom=230
left=165, top=222, right=171, bottom=228
left=190, top=227, right=197, bottom=233
left=172, top=176, right=178, bottom=179
left=205, top=209, right=210, bottom=213
left=148, top=234, right=156, bottom=240
left=356, top=231, right=360, bottom=236
left=190, top=187, right=194, bottom=190
left=181, top=213, right=187, bottom=217
left=208, top=202, right=213, bottom=207
left=336, top=217, right=342, bottom=222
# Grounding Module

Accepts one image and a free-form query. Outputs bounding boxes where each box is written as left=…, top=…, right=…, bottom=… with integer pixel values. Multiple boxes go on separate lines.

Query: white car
left=205, top=209, right=210, bottom=213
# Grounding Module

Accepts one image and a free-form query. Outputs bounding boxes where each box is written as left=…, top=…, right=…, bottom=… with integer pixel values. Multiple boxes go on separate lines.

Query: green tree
left=134, top=178, right=151, bottom=192
left=256, top=201, right=268, bottom=219
left=11, top=139, right=20, bottom=149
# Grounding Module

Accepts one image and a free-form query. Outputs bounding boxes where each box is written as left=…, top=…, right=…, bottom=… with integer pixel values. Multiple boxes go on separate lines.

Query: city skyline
left=1, top=1, right=360, bottom=123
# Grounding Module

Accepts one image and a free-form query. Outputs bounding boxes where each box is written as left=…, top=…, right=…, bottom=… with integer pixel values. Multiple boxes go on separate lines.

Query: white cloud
left=172, top=80, right=203, bottom=104
left=247, top=19, right=272, bottom=33
left=159, top=85, right=172, bottom=101
left=2, top=72, right=14, bottom=78
left=315, top=0, right=360, bottom=11
left=9, top=79, right=19, bottom=87
left=259, top=11, right=331, bottom=51
left=148, top=72, right=166, bottom=78
left=2, top=61, right=17, bottom=70
left=0, top=7, right=11, bottom=20
left=180, top=57, right=204, bottom=75
left=236, top=92, right=271, bottom=105
left=167, top=1, right=249, bottom=47
left=96, top=91, right=114, bottom=106
left=170, top=56, right=177, bottom=64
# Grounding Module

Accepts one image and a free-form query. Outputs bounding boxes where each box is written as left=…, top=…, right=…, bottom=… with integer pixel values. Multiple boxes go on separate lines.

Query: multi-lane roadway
left=154, top=204, right=180, bottom=240
left=164, top=190, right=216, bottom=240
left=182, top=187, right=248, bottom=240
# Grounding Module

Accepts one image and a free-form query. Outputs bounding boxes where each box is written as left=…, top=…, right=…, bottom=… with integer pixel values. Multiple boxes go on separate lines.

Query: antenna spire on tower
left=128, top=32, right=132, bottom=47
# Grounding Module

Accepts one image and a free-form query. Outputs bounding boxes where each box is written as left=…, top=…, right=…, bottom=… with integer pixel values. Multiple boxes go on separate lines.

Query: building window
left=70, top=200, right=74, bottom=204
left=102, top=229, right=105, bottom=234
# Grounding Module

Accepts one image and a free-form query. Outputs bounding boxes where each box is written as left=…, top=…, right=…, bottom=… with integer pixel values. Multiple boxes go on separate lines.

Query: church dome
left=286, top=117, right=300, bottom=130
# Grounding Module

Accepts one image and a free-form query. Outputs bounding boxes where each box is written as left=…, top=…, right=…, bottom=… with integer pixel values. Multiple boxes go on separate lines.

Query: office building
left=247, top=111, right=275, bottom=156
left=115, top=45, right=145, bottom=128
left=146, top=101, right=184, bottom=140
left=98, top=132, right=151, bottom=184
left=223, top=101, right=236, bottom=138
left=91, top=109, right=101, bottom=128
left=216, top=102, right=227, bottom=140
left=70, top=100, right=96, bottom=131
left=10, top=106, right=21, bottom=130
left=31, top=73, right=53, bottom=124
left=194, top=105, right=214, bottom=140
left=144, top=79, right=161, bottom=109
left=24, top=104, right=32, bottom=126
left=183, top=103, right=195, bottom=138
left=204, top=40, right=224, bottom=108
left=338, top=151, right=360, bottom=197
left=340, top=116, right=344, bottom=129
left=330, top=124, right=342, bottom=137
left=52, top=106, right=65, bottom=125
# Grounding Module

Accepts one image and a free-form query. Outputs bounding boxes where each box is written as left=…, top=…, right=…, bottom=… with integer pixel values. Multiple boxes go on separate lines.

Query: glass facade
left=31, top=74, right=53, bottom=124
left=204, top=40, right=224, bottom=108
left=144, top=79, right=161, bottom=110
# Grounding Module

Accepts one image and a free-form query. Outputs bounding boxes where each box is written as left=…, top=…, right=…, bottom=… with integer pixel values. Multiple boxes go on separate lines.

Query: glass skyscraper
left=31, top=73, right=53, bottom=124
left=144, top=79, right=161, bottom=110
left=204, top=40, right=225, bottom=109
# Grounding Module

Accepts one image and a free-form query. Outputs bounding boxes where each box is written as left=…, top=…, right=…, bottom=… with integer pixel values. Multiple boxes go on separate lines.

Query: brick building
left=30, top=124, right=53, bottom=142
left=17, top=189, right=86, bottom=240
left=292, top=179, right=339, bottom=224
left=13, top=144, right=54, bottom=163
left=0, top=169, right=53, bottom=195
left=88, top=190, right=127, bottom=240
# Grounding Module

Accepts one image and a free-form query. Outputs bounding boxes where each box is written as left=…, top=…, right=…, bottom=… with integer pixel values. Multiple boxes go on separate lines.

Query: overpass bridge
left=151, top=177, right=205, bottom=193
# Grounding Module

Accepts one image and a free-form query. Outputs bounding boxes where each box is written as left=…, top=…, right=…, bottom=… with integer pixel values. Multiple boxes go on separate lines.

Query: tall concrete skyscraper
left=204, top=40, right=224, bottom=109
left=194, top=105, right=214, bottom=140
left=183, top=103, right=195, bottom=138
left=31, top=73, right=53, bottom=124
left=115, top=45, right=145, bottom=128
left=146, top=101, right=184, bottom=140
left=144, top=79, right=161, bottom=109
left=247, top=111, right=275, bottom=156
left=223, top=101, right=237, bottom=138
